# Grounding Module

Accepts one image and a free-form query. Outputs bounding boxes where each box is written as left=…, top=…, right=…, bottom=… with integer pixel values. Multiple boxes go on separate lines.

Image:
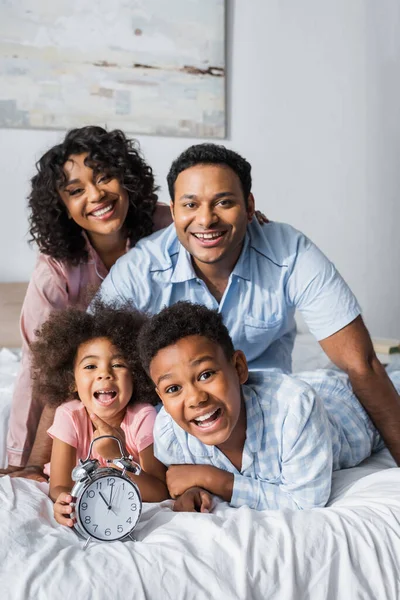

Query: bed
left=1, top=283, right=400, bottom=600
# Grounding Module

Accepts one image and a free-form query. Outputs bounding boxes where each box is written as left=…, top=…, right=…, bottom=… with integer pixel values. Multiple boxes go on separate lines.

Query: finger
left=90, top=413, right=108, bottom=428
left=56, top=492, right=73, bottom=505
left=54, top=509, right=75, bottom=527
left=173, top=496, right=196, bottom=513
left=200, top=491, right=212, bottom=513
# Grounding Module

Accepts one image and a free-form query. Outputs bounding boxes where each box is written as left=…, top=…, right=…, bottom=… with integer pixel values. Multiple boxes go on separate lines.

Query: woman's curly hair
left=28, top=126, right=158, bottom=264
left=30, top=299, right=158, bottom=407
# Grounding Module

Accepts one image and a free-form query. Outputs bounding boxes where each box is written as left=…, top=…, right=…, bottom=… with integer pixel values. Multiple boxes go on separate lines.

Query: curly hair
left=166, top=143, right=252, bottom=205
left=31, top=299, right=158, bottom=407
left=138, top=301, right=235, bottom=375
left=28, top=126, right=158, bottom=265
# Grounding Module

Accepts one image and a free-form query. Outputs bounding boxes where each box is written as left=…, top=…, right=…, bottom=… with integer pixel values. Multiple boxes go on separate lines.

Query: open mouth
left=88, top=200, right=117, bottom=219
left=93, top=389, right=117, bottom=406
left=191, top=231, right=226, bottom=245
left=191, top=407, right=222, bottom=428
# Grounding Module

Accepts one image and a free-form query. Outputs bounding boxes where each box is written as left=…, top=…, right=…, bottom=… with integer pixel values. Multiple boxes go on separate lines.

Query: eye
left=97, top=174, right=111, bottom=184
left=165, top=384, right=181, bottom=394
left=67, top=187, right=84, bottom=197
left=112, top=362, right=126, bottom=369
left=217, top=199, right=232, bottom=207
left=183, top=202, right=196, bottom=209
left=83, top=364, right=96, bottom=370
left=198, top=370, right=215, bottom=381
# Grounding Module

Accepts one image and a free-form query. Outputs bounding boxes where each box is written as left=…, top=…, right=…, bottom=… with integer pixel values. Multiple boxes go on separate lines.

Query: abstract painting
left=0, top=0, right=225, bottom=138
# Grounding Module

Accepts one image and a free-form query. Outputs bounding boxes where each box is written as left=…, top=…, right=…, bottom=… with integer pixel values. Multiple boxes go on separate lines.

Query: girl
left=30, top=300, right=168, bottom=526
left=5, top=126, right=171, bottom=475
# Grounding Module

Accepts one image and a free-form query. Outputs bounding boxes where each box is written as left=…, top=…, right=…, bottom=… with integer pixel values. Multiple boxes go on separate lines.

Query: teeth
left=194, top=408, right=218, bottom=422
left=194, top=232, right=223, bottom=240
left=91, top=203, right=113, bottom=217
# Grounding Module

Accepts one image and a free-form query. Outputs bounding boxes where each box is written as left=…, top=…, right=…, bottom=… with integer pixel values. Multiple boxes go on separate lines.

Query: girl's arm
left=126, top=444, right=169, bottom=503
left=49, top=437, right=77, bottom=527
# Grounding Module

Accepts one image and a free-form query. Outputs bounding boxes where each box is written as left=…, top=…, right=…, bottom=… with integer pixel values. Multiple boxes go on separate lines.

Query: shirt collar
left=170, top=229, right=251, bottom=284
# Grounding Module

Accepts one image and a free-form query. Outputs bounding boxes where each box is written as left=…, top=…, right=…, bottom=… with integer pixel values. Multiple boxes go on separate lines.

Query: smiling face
left=150, top=335, right=248, bottom=448
left=171, top=164, right=255, bottom=272
left=73, top=337, right=134, bottom=425
left=58, top=153, right=129, bottom=243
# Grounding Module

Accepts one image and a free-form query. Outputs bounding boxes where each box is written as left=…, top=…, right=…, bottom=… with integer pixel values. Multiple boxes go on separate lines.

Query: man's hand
left=53, top=491, right=75, bottom=527
left=90, top=413, right=126, bottom=459
left=0, top=465, right=47, bottom=482
left=173, top=487, right=212, bottom=513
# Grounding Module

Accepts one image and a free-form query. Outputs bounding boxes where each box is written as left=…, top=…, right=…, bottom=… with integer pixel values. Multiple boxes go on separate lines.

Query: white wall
left=0, top=0, right=399, bottom=337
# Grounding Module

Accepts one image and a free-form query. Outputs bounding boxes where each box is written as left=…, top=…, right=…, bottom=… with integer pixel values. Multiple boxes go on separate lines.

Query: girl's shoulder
left=55, top=399, right=85, bottom=417
left=124, top=402, right=157, bottom=424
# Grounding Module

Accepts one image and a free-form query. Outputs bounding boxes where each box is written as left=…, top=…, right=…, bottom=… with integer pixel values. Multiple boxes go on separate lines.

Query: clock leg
left=83, top=537, right=92, bottom=550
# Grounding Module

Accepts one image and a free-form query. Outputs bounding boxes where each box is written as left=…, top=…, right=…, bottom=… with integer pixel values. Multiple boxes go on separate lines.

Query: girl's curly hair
left=30, top=299, right=158, bottom=408
left=29, top=126, right=158, bottom=264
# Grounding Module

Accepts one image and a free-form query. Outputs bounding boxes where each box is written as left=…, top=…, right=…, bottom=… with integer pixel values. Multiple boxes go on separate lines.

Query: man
left=9, top=143, right=400, bottom=473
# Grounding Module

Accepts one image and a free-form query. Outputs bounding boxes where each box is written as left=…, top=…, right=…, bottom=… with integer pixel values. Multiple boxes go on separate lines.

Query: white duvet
left=0, top=449, right=399, bottom=600
left=1, top=338, right=400, bottom=599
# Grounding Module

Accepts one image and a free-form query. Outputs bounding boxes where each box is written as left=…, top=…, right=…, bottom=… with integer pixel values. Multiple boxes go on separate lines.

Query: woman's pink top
left=7, top=204, right=171, bottom=466
left=44, top=400, right=157, bottom=476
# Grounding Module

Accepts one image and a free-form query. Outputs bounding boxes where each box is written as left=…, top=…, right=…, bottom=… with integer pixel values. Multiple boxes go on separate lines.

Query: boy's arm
left=167, top=387, right=333, bottom=511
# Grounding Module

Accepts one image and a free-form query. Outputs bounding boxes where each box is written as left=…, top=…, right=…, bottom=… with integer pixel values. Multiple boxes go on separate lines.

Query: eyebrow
left=78, top=353, right=125, bottom=365
left=155, top=355, right=215, bottom=386
left=177, top=191, right=236, bottom=202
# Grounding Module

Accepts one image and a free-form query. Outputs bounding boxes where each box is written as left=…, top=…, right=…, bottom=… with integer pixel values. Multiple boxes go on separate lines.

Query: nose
left=87, top=182, right=104, bottom=204
left=96, top=366, right=113, bottom=380
left=186, top=384, right=208, bottom=409
left=195, top=204, right=218, bottom=228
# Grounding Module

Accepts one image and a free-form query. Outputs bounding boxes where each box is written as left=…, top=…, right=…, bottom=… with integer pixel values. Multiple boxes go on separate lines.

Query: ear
left=155, top=386, right=163, bottom=403
left=232, top=350, right=248, bottom=385
left=169, top=201, right=175, bottom=221
left=247, top=193, right=255, bottom=222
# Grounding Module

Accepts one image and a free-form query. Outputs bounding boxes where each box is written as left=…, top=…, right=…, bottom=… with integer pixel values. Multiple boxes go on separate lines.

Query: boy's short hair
left=138, top=301, right=235, bottom=375
left=31, top=298, right=157, bottom=407
left=166, top=143, right=252, bottom=205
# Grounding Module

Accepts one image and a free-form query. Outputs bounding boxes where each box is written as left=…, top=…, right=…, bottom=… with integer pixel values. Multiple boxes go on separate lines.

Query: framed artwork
left=0, top=0, right=225, bottom=138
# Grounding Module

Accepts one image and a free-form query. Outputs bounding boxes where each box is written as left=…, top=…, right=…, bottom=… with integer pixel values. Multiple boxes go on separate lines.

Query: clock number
left=128, top=492, right=135, bottom=500
left=131, top=503, right=137, bottom=511
left=84, top=516, right=91, bottom=524
left=117, top=525, right=123, bottom=533
left=86, top=490, right=95, bottom=498
left=96, top=482, right=102, bottom=490
left=107, top=478, right=115, bottom=486
left=105, top=528, right=111, bottom=536
left=81, top=502, right=88, bottom=511
left=126, top=517, right=132, bottom=524
left=93, top=525, right=98, bottom=532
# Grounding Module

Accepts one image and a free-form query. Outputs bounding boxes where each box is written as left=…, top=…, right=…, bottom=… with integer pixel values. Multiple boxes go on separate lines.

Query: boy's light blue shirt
left=98, top=220, right=360, bottom=372
left=153, top=369, right=385, bottom=511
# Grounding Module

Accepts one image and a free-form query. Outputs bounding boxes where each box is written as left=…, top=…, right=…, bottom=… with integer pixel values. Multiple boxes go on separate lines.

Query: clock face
left=77, top=475, right=141, bottom=541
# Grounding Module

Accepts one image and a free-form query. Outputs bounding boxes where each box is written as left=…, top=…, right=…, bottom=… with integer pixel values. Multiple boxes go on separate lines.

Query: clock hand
left=99, top=491, right=110, bottom=508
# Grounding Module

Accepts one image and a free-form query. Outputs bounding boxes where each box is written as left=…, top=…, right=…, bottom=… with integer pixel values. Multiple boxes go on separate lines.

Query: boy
left=139, top=302, right=395, bottom=512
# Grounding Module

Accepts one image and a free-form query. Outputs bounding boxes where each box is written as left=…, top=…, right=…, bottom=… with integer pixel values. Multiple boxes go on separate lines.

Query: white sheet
left=0, top=450, right=399, bottom=600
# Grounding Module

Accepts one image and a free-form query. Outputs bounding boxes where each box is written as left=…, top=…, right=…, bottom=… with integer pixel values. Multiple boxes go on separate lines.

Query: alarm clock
left=70, top=435, right=142, bottom=543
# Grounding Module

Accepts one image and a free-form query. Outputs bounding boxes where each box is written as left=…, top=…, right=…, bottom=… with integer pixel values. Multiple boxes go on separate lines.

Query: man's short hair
left=138, top=301, right=235, bottom=375
left=167, top=143, right=252, bottom=204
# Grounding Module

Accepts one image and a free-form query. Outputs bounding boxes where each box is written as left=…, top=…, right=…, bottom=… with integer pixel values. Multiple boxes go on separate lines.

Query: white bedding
left=1, top=335, right=400, bottom=599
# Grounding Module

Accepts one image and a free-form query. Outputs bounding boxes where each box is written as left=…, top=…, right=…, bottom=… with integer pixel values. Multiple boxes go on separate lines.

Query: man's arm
left=319, top=315, right=400, bottom=464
